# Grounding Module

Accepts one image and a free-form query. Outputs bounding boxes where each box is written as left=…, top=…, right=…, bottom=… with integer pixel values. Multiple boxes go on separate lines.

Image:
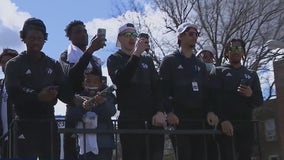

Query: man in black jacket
left=159, top=22, right=219, bottom=160
left=209, top=39, right=263, bottom=160
left=107, top=23, right=166, bottom=160
left=59, top=20, right=106, bottom=159
left=5, top=17, right=75, bottom=159
left=60, top=20, right=104, bottom=92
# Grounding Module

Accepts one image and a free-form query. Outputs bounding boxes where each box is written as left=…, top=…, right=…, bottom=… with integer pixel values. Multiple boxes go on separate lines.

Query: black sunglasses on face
left=184, top=28, right=199, bottom=37
left=229, top=46, right=244, bottom=52
left=187, top=31, right=199, bottom=37
left=120, top=32, right=138, bottom=38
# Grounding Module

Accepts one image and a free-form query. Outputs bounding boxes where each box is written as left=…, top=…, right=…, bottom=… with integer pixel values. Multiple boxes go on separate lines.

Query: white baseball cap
left=196, top=45, right=216, bottom=58
left=177, top=22, right=198, bottom=35
left=118, top=23, right=136, bottom=34
left=116, top=23, right=136, bottom=47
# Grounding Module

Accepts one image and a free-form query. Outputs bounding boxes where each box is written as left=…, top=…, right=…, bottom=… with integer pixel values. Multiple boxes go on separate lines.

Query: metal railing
left=2, top=118, right=262, bottom=160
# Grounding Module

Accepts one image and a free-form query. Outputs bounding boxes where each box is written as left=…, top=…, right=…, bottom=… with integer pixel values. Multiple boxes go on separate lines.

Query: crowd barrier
left=1, top=118, right=261, bottom=160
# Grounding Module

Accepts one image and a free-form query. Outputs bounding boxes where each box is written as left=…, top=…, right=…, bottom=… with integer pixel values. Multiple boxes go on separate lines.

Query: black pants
left=218, top=122, right=254, bottom=160
left=15, top=119, right=60, bottom=160
left=0, top=137, right=29, bottom=158
left=118, top=119, right=164, bottom=160
left=206, top=135, right=220, bottom=160
left=64, top=107, right=82, bottom=159
left=169, top=121, right=206, bottom=160
left=0, top=140, right=8, bottom=158
left=206, top=124, right=220, bottom=160
left=64, top=118, right=78, bottom=159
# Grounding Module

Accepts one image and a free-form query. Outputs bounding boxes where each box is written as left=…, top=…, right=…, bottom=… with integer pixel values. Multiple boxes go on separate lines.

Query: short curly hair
left=64, top=20, right=85, bottom=38
left=20, top=18, right=48, bottom=41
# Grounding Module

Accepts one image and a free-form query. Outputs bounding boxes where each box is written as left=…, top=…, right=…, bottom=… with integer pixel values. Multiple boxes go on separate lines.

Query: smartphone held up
left=97, top=28, right=106, bottom=37
left=97, top=28, right=106, bottom=47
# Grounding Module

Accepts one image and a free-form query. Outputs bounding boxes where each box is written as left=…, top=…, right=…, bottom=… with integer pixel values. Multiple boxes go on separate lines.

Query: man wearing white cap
left=197, top=45, right=220, bottom=160
left=107, top=23, right=166, bottom=160
left=196, top=45, right=216, bottom=73
left=159, top=22, right=219, bottom=160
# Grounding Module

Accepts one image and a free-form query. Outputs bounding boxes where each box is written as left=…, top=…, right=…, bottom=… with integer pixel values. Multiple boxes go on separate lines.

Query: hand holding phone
left=88, top=28, right=107, bottom=53
left=138, top=33, right=150, bottom=53
left=97, top=28, right=106, bottom=37
left=97, top=28, right=106, bottom=47
left=138, top=33, right=149, bottom=39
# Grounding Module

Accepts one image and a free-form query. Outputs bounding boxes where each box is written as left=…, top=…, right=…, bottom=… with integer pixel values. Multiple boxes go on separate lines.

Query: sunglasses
left=185, top=31, right=199, bottom=37
left=120, top=32, right=138, bottom=38
left=184, top=28, right=199, bottom=37
left=229, top=46, right=244, bottom=52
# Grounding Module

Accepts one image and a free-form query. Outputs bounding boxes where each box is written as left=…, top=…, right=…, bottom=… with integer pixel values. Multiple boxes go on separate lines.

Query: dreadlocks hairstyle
left=224, top=38, right=246, bottom=59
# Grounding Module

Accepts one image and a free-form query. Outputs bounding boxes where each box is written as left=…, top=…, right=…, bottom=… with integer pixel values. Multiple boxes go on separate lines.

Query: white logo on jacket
left=225, top=72, right=232, bottom=77
left=141, top=63, right=148, bottom=69
left=47, top=68, right=53, bottom=74
left=25, top=69, right=31, bottom=75
left=244, top=74, right=251, bottom=79
left=195, top=65, right=201, bottom=72
left=177, top=65, right=183, bottom=69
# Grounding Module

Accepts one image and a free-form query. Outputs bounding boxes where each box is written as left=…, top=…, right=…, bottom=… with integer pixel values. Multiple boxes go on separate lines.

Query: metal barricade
left=5, top=118, right=262, bottom=160
left=8, top=118, right=57, bottom=159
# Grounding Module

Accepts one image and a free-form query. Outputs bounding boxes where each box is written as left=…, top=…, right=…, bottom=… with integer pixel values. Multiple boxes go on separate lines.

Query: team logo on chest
left=141, top=63, right=148, bottom=69
left=47, top=68, right=53, bottom=74
left=25, top=69, right=32, bottom=75
left=177, top=64, right=183, bottom=69
left=225, top=72, right=232, bottom=77
left=194, top=65, right=201, bottom=72
left=244, top=74, right=251, bottom=80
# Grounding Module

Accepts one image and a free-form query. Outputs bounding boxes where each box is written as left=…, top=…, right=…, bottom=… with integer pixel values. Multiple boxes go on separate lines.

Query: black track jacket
left=209, top=64, right=263, bottom=121
left=159, top=50, right=209, bottom=119
left=5, top=52, right=74, bottom=119
left=107, top=50, right=163, bottom=119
